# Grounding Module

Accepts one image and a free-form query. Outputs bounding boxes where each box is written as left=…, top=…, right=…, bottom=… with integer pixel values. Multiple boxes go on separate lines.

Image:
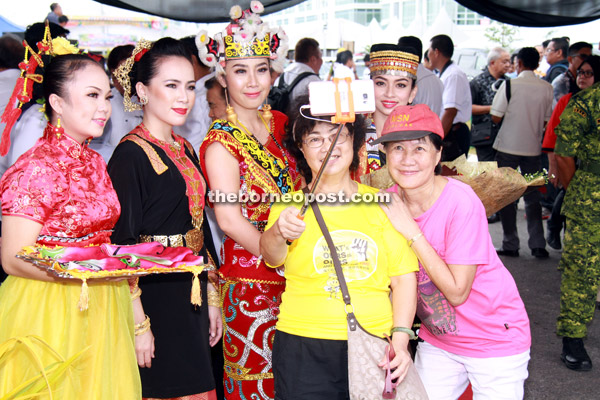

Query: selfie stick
left=286, top=78, right=356, bottom=245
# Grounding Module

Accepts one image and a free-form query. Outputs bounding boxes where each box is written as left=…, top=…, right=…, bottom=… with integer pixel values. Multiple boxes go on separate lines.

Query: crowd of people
left=0, top=1, right=599, bottom=399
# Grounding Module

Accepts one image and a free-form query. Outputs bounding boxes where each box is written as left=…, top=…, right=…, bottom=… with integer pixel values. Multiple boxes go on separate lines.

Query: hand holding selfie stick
left=286, top=78, right=356, bottom=245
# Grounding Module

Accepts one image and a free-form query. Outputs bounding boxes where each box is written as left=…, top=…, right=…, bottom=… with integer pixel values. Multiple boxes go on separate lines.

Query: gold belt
left=139, top=228, right=204, bottom=255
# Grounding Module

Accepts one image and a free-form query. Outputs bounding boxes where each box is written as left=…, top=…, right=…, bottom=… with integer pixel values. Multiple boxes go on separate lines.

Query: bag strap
left=288, top=72, right=317, bottom=92
left=306, top=188, right=358, bottom=331
left=505, top=79, right=511, bottom=104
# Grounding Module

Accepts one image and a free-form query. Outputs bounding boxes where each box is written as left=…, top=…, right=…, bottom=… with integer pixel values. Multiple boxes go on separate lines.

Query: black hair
left=25, top=22, right=69, bottom=45
left=295, top=38, right=320, bottom=63
left=398, top=36, right=423, bottom=63
left=58, top=15, right=69, bottom=24
left=423, top=49, right=430, bottom=62
left=204, top=76, right=226, bottom=97
left=284, top=94, right=366, bottom=183
left=550, top=37, right=569, bottom=59
left=510, top=51, right=519, bottom=64
left=568, top=41, right=592, bottom=57
left=43, top=54, right=102, bottom=119
left=336, top=50, right=353, bottom=66
left=579, top=55, right=600, bottom=84
left=517, top=47, right=540, bottom=70
left=363, top=54, right=370, bottom=63
left=542, top=40, right=551, bottom=49
left=129, top=37, right=193, bottom=99
left=430, top=34, right=453, bottom=59
left=0, top=35, right=24, bottom=69
left=50, top=3, right=59, bottom=11
left=107, top=44, right=134, bottom=72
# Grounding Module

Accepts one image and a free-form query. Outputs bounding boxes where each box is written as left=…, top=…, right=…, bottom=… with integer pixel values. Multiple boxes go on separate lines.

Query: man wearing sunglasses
left=552, top=41, right=593, bottom=103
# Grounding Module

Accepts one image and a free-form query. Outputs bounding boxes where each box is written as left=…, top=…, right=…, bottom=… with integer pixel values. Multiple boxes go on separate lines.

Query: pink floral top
left=1, top=125, right=120, bottom=247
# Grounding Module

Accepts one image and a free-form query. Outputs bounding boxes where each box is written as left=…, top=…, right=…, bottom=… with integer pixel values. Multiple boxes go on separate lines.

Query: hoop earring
left=53, top=116, right=64, bottom=138
left=224, top=90, right=238, bottom=126
left=262, top=102, right=272, bottom=126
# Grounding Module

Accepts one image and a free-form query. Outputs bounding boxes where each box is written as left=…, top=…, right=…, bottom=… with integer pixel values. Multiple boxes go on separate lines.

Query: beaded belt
left=139, top=228, right=204, bottom=255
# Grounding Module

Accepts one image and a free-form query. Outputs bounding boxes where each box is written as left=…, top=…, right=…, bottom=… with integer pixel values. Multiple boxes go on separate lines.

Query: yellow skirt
left=0, top=276, right=141, bottom=399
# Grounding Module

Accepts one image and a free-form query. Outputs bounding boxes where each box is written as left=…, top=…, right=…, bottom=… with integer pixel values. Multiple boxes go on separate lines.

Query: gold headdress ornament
left=0, top=22, right=79, bottom=156
left=114, top=39, right=153, bottom=112
left=195, top=0, right=288, bottom=75
left=369, top=43, right=419, bottom=79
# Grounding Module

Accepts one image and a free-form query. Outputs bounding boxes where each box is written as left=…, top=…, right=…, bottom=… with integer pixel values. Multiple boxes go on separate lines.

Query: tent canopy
left=0, top=15, right=25, bottom=34
left=92, top=0, right=600, bottom=27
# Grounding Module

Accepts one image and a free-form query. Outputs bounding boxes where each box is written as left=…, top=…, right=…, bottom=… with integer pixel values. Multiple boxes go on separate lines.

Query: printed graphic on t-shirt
left=313, top=230, right=378, bottom=299
left=417, top=266, right=458, bottom=336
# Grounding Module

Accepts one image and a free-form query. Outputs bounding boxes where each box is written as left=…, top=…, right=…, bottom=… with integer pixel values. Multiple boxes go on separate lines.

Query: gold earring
left=140, top=96, right=148, bottom=106
left=53, top=116, right=64, bottom=138
left=224, top=90, right=237, bottom=126
left=262, top=102, right=272, bottom=126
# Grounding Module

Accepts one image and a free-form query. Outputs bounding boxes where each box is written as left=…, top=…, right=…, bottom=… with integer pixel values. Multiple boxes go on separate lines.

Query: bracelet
left=207, top=290, right=220, bottom=307
left=391, top=326, right=416, bottom=340
left=131, top=286, right=142, bottom=300
left=134, top=315, right=151, bottom=336
left=407, top=232, right=424, bottom=248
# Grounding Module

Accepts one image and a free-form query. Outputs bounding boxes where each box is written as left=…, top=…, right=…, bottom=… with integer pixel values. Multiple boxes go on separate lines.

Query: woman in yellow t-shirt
left=260, top=97, right=419, bottom=399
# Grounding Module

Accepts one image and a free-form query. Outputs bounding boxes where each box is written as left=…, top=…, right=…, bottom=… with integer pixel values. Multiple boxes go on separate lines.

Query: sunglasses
left=383, top=334, right=398, bottom=399
left=577, top=70, right=594, bottom=78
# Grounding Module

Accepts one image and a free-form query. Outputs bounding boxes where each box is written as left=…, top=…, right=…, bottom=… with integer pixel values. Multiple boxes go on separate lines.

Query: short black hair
left=580, top=55, right=600, bottom=84
left=58, top=15, right=68, bottom=24
left=568, top=41, right=592, bottom=57
left=50, top=3, right=59, bottom=11
left=284, top=95, right=366, bottom=183
left=430, top=34, right=453, bottom=59
left=295, top=38, right=320, bottom=63
left=336, top=50, right=353, bottom=65
left=510, top=51, right=519, bottom=63
left=423, top=49, right=430, bottom=62
left=204, top=76, right=225, bottom=98
left=517, top=47, right=540, bottom=70
left=363, top=54, right=370, bottom=63
left=542, top=40, right=550, bottom=49
left=550, top=37, right=569, bottom=59
left=398, top=36, right=423, bottom=63
left=0, top=35, right=24, bottom=69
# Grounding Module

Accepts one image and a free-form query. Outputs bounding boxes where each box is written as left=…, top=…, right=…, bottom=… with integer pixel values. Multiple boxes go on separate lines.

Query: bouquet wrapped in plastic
left=361, top=155, right=545, bottom=217
left=17, top=242, right=211, bottom=310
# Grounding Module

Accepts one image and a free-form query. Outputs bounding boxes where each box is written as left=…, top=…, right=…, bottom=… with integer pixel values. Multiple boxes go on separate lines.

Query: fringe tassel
left=0, top=107, right=21, bottom=156
left=78, top=278, right=89, bottom=311
left=191, top=271, right=201, bottom=307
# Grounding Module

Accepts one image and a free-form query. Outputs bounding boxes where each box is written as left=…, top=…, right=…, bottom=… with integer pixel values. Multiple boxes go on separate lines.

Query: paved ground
left=488, top=206, right=599, bottom=399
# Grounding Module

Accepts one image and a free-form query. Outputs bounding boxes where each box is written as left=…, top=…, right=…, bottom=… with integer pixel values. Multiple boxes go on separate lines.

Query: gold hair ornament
left=115, top=39, right=153, bottom=112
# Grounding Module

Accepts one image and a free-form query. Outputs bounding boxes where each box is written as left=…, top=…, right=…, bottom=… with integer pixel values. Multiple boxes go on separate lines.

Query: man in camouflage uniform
left=555, top=81, right=600, bottom=371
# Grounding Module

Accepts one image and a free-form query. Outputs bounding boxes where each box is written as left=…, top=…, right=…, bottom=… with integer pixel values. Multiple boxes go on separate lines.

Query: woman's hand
left=276, top=207, right=306, bottom=241
left=135, top=329, right=155, bottom=368
left=378, top=335, right=412, bottom=383
left=379, top=192, right=421, bottom=239
left=208, top=305, right=223, bottom=347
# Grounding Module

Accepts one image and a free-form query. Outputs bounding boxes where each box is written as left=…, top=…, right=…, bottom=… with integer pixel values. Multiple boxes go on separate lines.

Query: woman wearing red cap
left=375, top=104, right=531, bottom=399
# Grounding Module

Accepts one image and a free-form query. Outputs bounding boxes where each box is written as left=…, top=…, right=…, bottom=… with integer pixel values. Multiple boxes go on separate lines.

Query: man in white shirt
left=398, top=36, right=444, bottom=117
left=278, top=38, right=322, bottom=103
left=427, top=34, right=472, bottom=161
left=172, top=36, right=214, bottom=154
left=491, top=47, right=554, bottom=259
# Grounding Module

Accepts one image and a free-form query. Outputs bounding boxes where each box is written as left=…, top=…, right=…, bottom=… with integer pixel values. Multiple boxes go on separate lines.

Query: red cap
left=372, top=104, right=444, bottom=145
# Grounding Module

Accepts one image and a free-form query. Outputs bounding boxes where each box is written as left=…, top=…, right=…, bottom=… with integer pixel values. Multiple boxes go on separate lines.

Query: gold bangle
left=131, top=286, right=142, bottom=300
left=407, top=232, right=424, bottom=247
left=207, top=290, right=220, bottom=307
left=134, top=315, right=150, bottom=336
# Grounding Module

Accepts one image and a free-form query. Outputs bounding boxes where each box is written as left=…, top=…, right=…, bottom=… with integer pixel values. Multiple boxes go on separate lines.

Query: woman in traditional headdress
left=108, top=37, right=221, bottom=399
left=357, top=44, right=420, bottom=178
left=0, top=46, right=140, bottom=398
left=197, top=2, right=301, bottom=399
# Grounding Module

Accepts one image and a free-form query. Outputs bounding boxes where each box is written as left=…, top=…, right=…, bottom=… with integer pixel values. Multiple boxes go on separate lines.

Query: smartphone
left=308, top=80, right=375, bottom=116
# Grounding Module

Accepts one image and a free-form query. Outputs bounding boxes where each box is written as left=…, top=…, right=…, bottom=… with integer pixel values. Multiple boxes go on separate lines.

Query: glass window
left=307, top=15, right=318, bottom=22
left=426, top=0, right=441, bottom=25
left=402, top=0, right=416, bottom=28
left=455, top=5, right=482, bottom=25
left=295, top=16, right=305, bottom=23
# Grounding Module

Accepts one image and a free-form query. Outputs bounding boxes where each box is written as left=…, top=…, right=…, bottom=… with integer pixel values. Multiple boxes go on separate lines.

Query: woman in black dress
left=108, top=37, right=221, bottom=400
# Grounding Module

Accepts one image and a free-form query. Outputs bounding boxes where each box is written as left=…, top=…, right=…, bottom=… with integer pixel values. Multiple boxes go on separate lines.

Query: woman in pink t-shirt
left=373, top=104, right=531, bottom=400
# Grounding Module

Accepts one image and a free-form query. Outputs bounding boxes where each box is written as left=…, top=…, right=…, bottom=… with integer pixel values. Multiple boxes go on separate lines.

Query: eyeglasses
left=302, top=132, right=351, bottom=148
left=545, top=48, right=559, bottom=54
left=573, top=53, right=589, bottom=60
left=577, top=70, right=594, bottom=78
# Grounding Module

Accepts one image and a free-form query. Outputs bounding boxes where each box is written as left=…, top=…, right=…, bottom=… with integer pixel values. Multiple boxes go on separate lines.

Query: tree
left=484, top=22, right=519, bottom=49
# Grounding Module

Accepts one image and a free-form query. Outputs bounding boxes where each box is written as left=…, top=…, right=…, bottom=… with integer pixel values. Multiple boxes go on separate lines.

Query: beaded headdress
left=114, top=39, right=153, bottom=112
left=0, top=22, right=79, bottom=156
left=195, top=1, right=288, bottom=75
left=369, top=43, right=419, bottom=79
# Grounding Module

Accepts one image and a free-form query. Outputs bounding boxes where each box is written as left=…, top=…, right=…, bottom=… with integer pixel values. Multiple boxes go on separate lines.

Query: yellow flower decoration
left=52, top=37, right=79, bottom=55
